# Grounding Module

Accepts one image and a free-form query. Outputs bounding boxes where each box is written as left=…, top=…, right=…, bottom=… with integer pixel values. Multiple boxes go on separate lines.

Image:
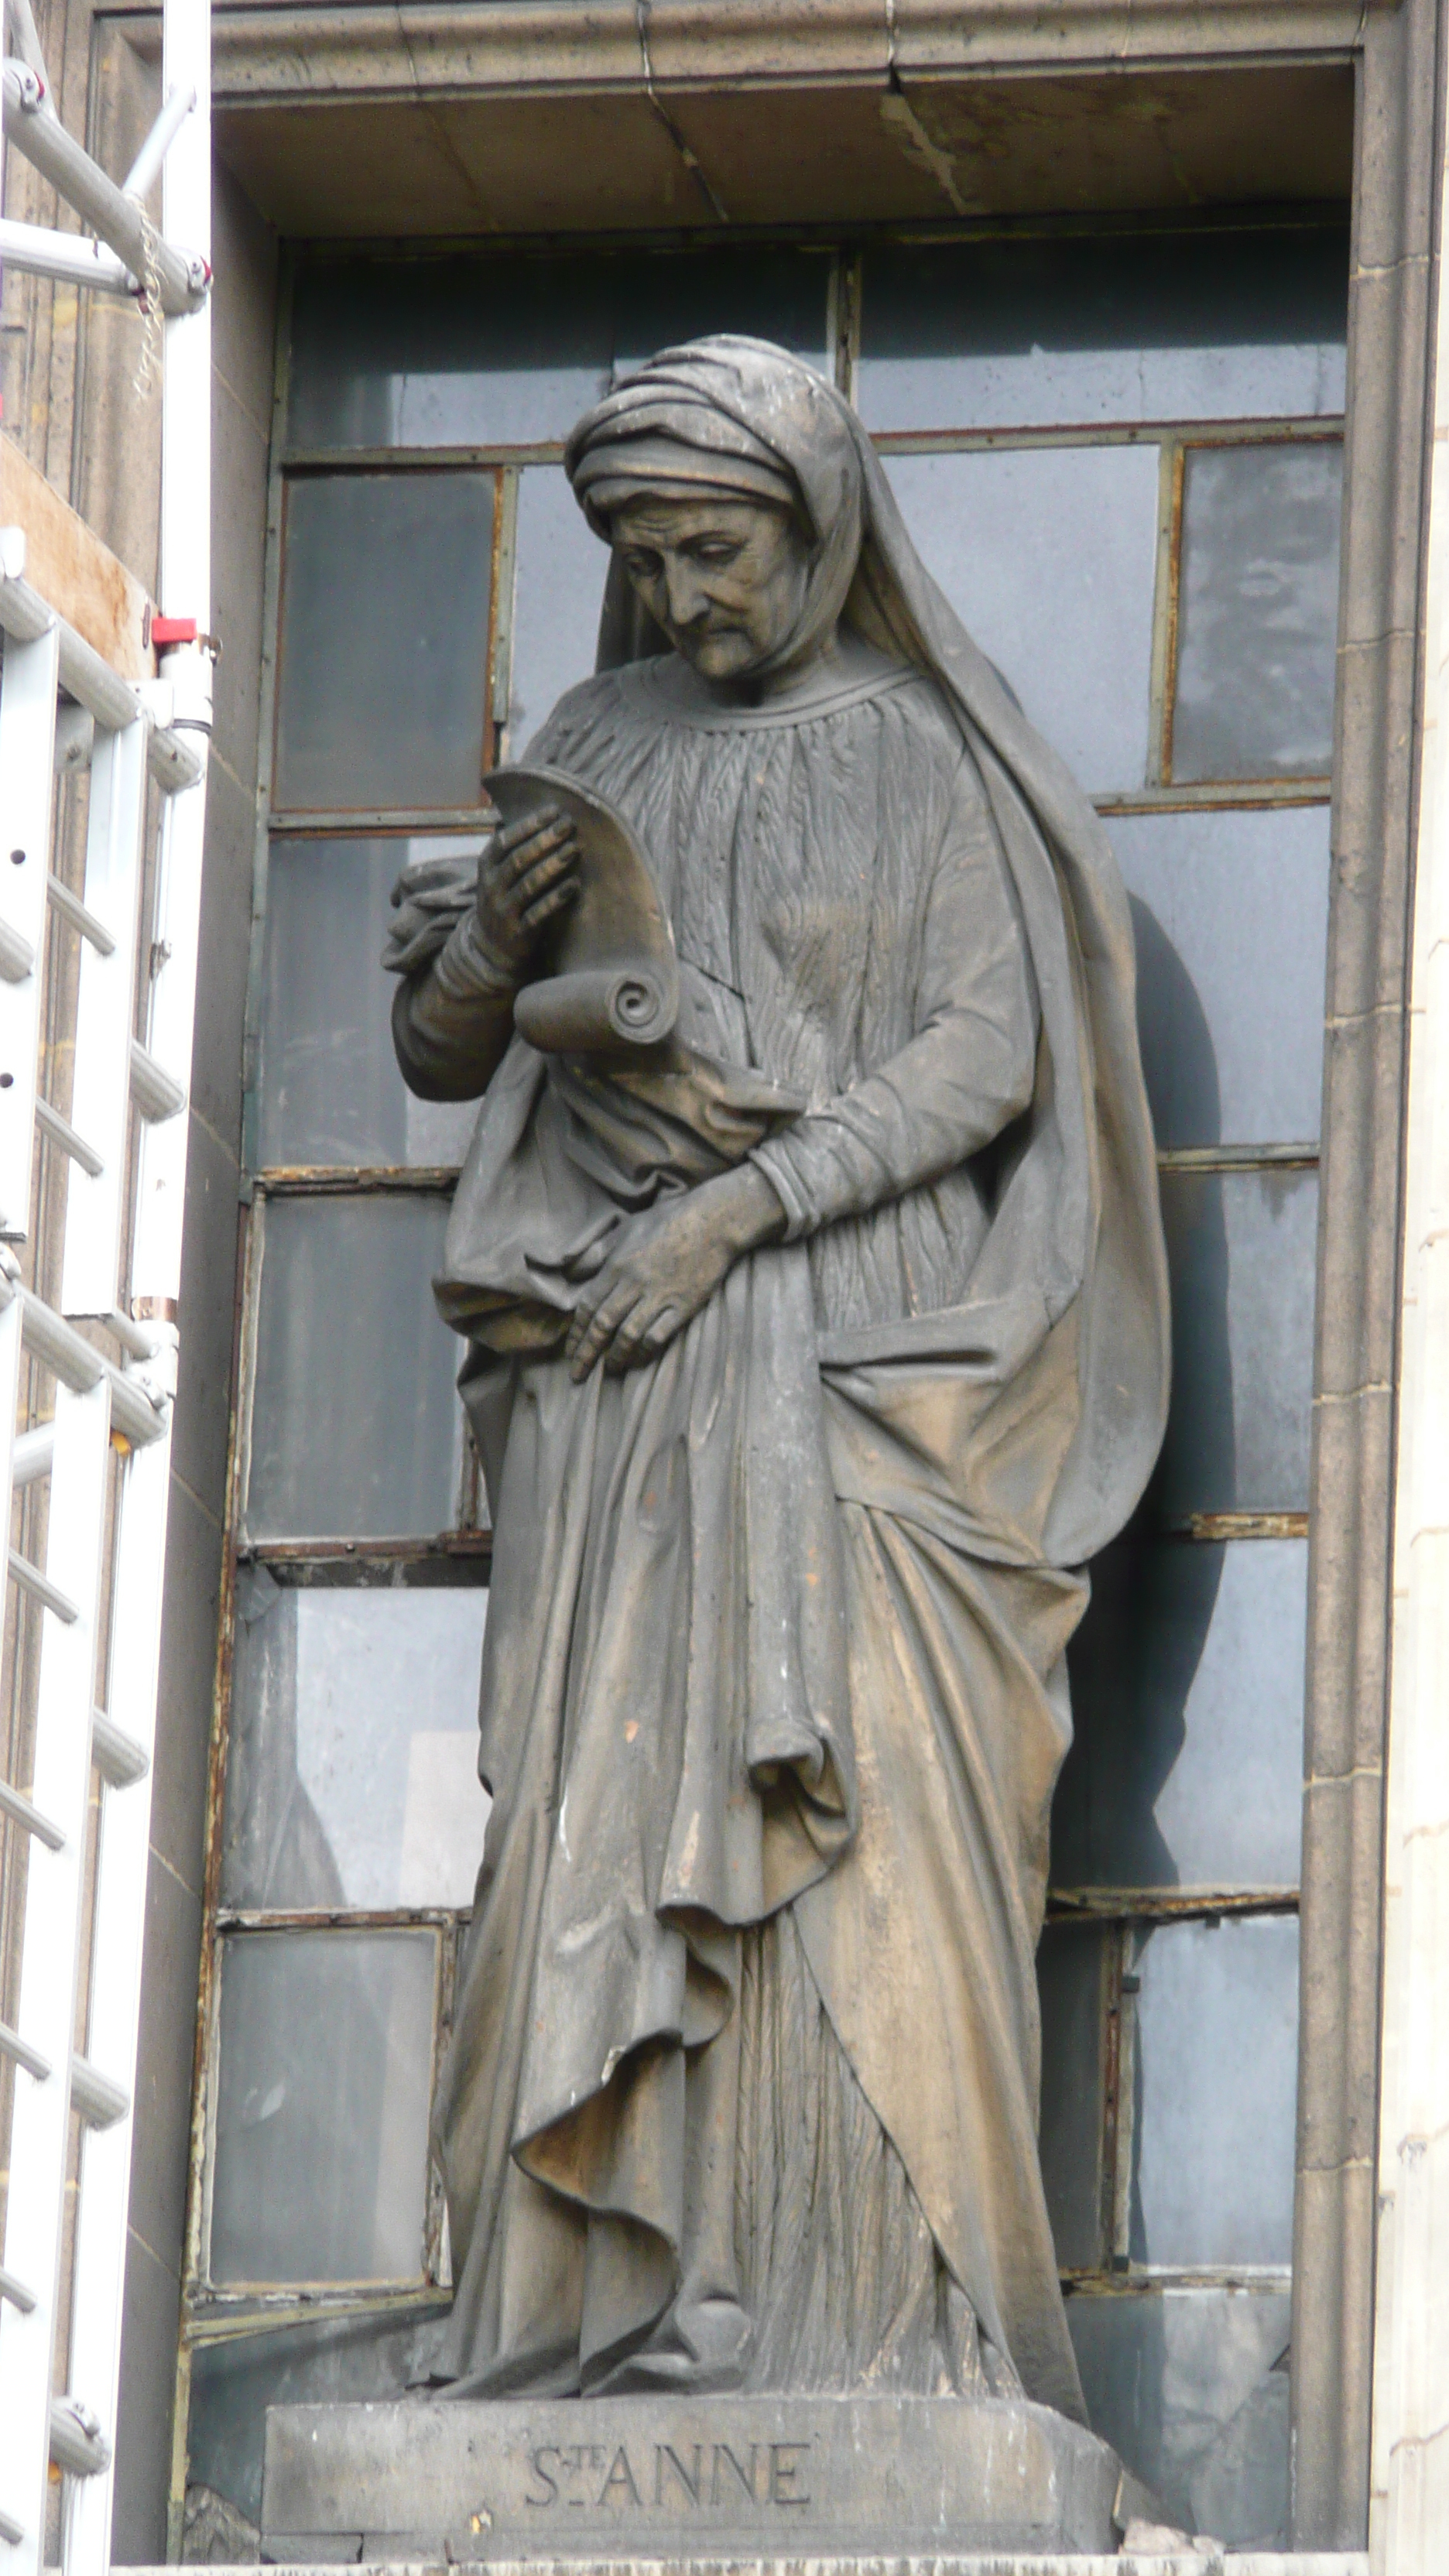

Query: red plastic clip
left=150, top=615, right=198, bottom=649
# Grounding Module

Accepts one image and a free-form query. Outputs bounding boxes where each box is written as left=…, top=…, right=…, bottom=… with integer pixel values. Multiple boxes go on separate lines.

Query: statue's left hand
left=565, top=1164, right=786, bottom=1380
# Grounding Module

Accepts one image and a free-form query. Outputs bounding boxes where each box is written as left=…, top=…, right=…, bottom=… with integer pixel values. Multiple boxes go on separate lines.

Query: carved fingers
left=565, top=1200, right=721, bottom=1382
left=475, top=803, right=581, bottom=974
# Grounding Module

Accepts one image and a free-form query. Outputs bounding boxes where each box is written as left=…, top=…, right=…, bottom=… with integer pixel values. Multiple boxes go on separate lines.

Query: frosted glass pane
left=259, top=836, right=481, bottom=1169
left=288, top=249, right=830, bottom=451
left=1112, top=805, right=1329, bottom=1149
left=224, top=1576, right=491, bottom=1911
left=1057, top=1536, right=1307, bottom=1890
left=190, top=2308, right=447, bottom=2532
left=274, top=473, right=495, bottom=811
left=858, top=228, right=1348, bottom=433
left=211, top=1929, right=436, bottom=2285
left=1156, top=1166, right=1318, bottom=1520
left=1070, top=2286, right=1291, bottom=2543
left=1132, top=1915, right=1299, bottom=2268
left=882, top=445, right=1160, bottom=794
left=247, top=1196, right=462, bottom=1541
left=509, top=467, right=612, bottom=748
left=1172, top=440, right=1342, bottom=782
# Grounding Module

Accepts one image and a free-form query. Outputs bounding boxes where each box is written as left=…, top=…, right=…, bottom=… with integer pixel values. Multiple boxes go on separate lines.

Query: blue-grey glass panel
left=1068, top=2286, right=1291, bottom=2542
left=509, top=465, right=613, bottom=748
left=1037, top=1923, right=1106, bottom=2272
left=274, top=473, right=494, bottom=812
left=1131, top=1914, right=1299, bottom=2268
left=1113, top=805, right=1329, bottom=1150
left=247, top=1195, right=461, bottom=1541
left=882, top=444, right=1160, bottom=794
left=287, top=249, right=831, bottom=452
left=1154, top=1166, right=1317, bottom=1521
left=1172, top=440, right=1343, bottom=783
left=210, top=1928, right=436, bottom=2285
left=858, top=228, right=1348, bottom=433
left=259, top=836, right=481, bottom=1169
left=223, top=1574, right=491, bottom=1912
left=189, top=2305, right=448, bottom=2534
left=1056, top=1536, right=1306, bottom=1891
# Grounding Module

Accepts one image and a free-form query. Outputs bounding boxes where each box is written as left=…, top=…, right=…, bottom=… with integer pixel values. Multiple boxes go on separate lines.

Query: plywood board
left=0, top=435, right=154, bottom=681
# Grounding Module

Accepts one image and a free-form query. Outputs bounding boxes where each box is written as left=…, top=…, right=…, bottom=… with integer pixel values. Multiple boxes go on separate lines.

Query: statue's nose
left=664, top=560, right=710, bottom=627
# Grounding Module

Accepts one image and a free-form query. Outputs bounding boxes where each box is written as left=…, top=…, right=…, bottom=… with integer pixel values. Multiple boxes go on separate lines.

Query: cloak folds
left=389, top=337, right=1170, bottom=2417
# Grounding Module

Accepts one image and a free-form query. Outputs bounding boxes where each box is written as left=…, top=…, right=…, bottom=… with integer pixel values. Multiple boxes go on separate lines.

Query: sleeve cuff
left=437, top=909, right=519, bottom=1005
left=748, top=1137, right=815, bottom=1244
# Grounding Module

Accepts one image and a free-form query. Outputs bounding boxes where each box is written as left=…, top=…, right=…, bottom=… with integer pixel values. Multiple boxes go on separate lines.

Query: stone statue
left=384, top=336, right=1170, bottom=2421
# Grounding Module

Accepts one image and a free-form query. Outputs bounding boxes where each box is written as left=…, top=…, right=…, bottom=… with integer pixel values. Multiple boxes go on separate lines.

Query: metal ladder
left=0, top=0, right=211, bottom=2564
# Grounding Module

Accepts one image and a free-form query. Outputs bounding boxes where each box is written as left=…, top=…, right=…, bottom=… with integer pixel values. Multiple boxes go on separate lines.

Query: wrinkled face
left=611, top=495, right=813, bottom=683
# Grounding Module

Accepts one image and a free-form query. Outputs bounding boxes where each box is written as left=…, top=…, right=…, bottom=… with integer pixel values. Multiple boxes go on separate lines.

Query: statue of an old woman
left=385, top=336, right=1169, bottom=2422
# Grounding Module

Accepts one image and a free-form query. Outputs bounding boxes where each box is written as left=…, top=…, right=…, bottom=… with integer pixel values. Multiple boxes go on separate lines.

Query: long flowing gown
left=394, top=639, right=1109, bottom=2418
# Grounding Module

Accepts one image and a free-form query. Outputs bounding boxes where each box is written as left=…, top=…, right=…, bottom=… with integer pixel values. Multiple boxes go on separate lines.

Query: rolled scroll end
left=514, top=964, right=677, bottom=1055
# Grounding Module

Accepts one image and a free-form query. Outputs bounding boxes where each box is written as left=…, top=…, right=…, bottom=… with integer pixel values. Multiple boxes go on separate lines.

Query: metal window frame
left=231, top=1180, right=479, bottom=1557
left=268, top=459, right=507, bottom=827
left=197, top=1916, right=450, bottom=2300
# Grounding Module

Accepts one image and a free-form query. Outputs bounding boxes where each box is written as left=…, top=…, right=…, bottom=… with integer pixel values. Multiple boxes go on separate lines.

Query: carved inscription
left=522, top=2437, right=812, bottom=2516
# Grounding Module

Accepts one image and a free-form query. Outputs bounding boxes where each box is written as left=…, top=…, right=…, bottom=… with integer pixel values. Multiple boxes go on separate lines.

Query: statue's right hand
left=474, top=803, right=581, bottom=980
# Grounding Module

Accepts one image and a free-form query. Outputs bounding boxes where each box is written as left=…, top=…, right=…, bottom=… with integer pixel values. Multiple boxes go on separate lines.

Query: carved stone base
left=261, top=2393, right=1156, bottom=2562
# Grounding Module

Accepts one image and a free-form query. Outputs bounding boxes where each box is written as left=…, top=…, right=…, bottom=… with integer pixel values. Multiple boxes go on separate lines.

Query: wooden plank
left=0, top=437, right=153, bottom=683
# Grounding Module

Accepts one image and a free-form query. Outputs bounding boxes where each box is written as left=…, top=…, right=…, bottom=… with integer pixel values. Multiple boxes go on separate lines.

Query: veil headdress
left=566, top=334, right=1170, bottom=1566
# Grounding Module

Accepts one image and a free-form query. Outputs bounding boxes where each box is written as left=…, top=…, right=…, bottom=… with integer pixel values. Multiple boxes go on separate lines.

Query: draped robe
left=393, top=642, right=1144, bottom=2420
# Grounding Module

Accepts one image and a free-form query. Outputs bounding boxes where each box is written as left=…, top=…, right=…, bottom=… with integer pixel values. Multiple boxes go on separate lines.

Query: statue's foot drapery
left=732, top=1909, right=1017, bottom=2400
left=423, top=1894, right=1013, bottom=2400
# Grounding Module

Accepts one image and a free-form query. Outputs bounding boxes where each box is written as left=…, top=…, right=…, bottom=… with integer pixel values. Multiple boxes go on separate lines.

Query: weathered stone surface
left=262, top=2396, right=1149, bottom=2562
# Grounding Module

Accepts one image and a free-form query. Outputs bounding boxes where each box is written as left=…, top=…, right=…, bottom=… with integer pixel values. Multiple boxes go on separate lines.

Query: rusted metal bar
left=255, top=1165, right=461, bottom=1195
left=1049, top=1886, right=1300, bottom=1920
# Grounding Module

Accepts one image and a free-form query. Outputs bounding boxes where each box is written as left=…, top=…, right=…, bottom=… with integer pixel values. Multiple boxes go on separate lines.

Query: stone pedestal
left=261, top=2393, right=1155, bottom=2562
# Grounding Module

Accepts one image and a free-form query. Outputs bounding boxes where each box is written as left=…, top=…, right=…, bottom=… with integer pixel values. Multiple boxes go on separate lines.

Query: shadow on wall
left=1053, top=899, right=1231, bottom=1894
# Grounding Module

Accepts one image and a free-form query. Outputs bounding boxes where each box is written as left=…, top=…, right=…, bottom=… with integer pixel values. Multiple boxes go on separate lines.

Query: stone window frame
left=184, top=0, right=1444, bottom=2546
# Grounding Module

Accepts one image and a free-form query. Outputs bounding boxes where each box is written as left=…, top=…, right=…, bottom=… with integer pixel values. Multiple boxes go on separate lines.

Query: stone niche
left=261, top=2393, right=1156, bottom=2561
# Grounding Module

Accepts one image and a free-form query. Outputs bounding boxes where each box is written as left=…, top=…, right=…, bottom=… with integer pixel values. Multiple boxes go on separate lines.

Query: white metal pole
left=0, top=1379, right=115, bottom=2575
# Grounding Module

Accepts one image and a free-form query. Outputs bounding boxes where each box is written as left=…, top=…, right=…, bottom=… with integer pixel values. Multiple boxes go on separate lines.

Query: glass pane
left=1068, top=2285, right=1292, bottom=2543
left=1171, top=440, right=1342, bottom=783
left=189, top=2307, right=444, bottom=2537
left=882, top=445, right=1160, bottom=794
left=287, top=248, right=831, bottom=452
left=509, top=466, right=613, bottom=748
left=1154, top=1166, right=1318, bottom=1521
left=858, top=228, right=1348, bottom=433
left=1037, top=1923, right=1105, bottom=2272
left=274, top=473, right=495, bottom=812
left=223, top=1574, right=491, bottom=1911
left=1132, top=1914, right=1299, bottom=2267
left=1056, top=1536, right=1307, bottom=1891
left=210, top=1928, right=437, bottom=2285
left=247, top=1195, right=462, bottom=1542
left=259, top=836, right=481, bottom=1169
left=1114, top=805, right=1329, bottom=1149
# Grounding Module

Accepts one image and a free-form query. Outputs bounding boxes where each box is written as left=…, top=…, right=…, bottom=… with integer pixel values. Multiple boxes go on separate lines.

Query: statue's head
left=606, top=492, right=813, bottom=683
left=565, top=335, right=864, bottom=693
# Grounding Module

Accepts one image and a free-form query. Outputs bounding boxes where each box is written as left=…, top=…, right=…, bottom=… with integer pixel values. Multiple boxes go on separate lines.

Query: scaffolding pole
left=0, top=0, right=213, bottom=2563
